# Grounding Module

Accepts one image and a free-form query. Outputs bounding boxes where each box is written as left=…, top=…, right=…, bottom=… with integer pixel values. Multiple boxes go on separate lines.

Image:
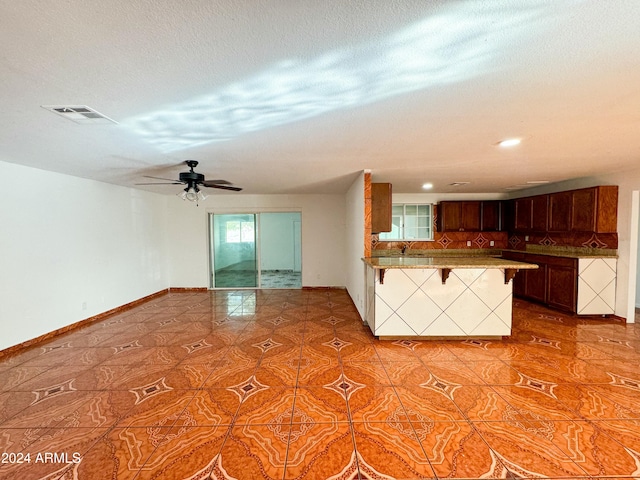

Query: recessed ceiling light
left=422, top=183, right=433, bottom=190
left=498, top=138, right=521, bottom=147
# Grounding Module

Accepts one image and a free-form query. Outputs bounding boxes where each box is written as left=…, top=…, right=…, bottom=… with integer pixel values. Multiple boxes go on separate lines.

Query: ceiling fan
left=136, top=160, right=242, bottom=204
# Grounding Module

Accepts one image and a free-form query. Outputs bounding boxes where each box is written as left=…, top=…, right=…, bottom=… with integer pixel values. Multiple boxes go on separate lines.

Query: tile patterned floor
left=1, top=289, right=640, bottom=479
left=214, top=270, right=301, bottom=288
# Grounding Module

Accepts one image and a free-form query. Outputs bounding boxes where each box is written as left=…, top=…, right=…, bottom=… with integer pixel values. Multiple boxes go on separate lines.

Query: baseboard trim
left=169, top=287, right=208, bottom=292
left=0, top=289, right=169, bottom=359
left=302, top=286, right=347, bottom=290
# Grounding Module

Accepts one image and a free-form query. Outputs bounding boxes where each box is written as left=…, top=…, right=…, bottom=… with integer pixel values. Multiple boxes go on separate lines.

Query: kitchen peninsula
left=363, top=256, right=538, bottom=338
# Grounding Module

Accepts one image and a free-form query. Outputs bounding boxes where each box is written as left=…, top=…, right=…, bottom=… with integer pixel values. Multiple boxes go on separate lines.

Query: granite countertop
left=362, top=256, right=539, bottom=270
left=372, top=247, right=617, bottom=260
left=501, top=248, right=618, bottom=259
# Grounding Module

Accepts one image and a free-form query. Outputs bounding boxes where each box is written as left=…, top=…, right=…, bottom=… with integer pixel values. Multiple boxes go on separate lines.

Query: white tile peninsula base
left=365, top=266, right=513, bottom=338
left=577, top=257, right=617, bottom=315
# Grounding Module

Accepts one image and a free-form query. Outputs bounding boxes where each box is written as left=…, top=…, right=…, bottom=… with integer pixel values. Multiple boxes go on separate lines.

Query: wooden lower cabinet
left=525, top=261, right=547, bottom=304
left=546, top=258, right=578, bottom=312
left=502, top=252, right=579, bottom=314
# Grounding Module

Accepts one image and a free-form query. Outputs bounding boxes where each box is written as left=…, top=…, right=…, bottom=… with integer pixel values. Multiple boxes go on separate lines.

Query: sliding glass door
left=212, top=214, right=258, bottom=288
left=210, top=212, right=301, bottom=289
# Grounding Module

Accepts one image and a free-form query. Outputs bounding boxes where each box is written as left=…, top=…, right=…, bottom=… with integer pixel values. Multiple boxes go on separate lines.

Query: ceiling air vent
left=41, top=105, right=118, bottom=124
left=449, top=182, right=470, bottom=187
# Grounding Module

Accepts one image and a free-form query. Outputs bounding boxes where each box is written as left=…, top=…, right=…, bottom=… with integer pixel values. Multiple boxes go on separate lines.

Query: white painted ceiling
left=1, top=0, right=639, bottom=195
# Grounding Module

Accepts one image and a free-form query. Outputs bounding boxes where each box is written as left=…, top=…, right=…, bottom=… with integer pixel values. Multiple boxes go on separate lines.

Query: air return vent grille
left=41, top=105, right=118, bottom=124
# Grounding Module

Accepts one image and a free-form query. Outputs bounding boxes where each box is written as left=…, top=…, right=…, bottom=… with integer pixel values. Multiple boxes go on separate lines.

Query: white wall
left=166, top=194, right=345, bottom=288
left=0, top=161, right=168, bottom=350
left=515, top=167, right=640, bottom=319
left=345, top=172, right=366, bottom=318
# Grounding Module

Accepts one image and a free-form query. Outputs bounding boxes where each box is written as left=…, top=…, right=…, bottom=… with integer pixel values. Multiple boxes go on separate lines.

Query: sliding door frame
left=208, top=209, right=302, bottom=290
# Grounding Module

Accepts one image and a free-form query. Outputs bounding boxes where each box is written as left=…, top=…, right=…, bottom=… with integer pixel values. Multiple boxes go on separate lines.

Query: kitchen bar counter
left=363, top=256, right=537, bottom=339
left=364, top=256, right=537, bottom=269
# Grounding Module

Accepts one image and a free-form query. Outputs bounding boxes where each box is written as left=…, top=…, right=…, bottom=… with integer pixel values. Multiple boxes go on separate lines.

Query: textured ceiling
left=1, top=0, right=639, bottom=195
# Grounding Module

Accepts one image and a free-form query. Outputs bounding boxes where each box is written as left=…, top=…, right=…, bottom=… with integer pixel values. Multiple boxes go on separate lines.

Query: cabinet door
left=547, top=262, right=577, bottom=313
left=371, top=183, right=392, bottom=233
left=481, top=201, right=501, bottom=231
left=438, top=202, right=462, bottom=231
left=571, top=188, right=597, bottom=232
left=594, top=186, right=618, bottom=233
left=461, top=202, right=481, bottom=231
left=549, top=191, right=572, bottom=232
left=531, top=195, right=549, bottom=231
left=514, top=197, right=533, bottom=232
left=525, top=262, right=547, bottom=303
left=503, top=199, right=515, bottom=232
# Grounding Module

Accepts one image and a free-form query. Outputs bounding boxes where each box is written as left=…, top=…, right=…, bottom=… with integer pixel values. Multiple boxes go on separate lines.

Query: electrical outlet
left=466, top=240, right=471, bottom=247
left=490, top=241, right=495, bottom=247
left=525, top=235, right=529, bottom=241
left=81, top=302, right=87, bottom=311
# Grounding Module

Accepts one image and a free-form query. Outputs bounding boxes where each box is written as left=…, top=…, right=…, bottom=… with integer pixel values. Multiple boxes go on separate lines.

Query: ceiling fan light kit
left=136, top=160, right=241, bottom=206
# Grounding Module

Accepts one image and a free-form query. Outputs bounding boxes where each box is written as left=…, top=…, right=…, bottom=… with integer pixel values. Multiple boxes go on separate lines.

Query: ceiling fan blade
left=143, top=175, right=182, bottom=182
left=135, top=182, right=183, bottom=185
left=203, top=184, right=243, bottom=191
left=202, top=179, right=232, bottom=187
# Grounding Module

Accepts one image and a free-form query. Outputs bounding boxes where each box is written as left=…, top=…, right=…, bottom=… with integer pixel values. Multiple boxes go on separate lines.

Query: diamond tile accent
left=392, top=339, right=419, bottom=350
left=581, top=233, right=608, bottom=249
left=129, top=377, right=173, bottom=405
left=322, top=315, right=345, bottom=326
left=324, top=373, right=365, bottom=401
left=474, top=233, right=488, bottom=248
left=608, top=372, right=640, bottom=391
left=113, top=340, right=142, bottom=354
left=515, top=372, right=557, bottom=399
left=437, top=233, right=453, bottom=248
left=509, top=235, right=522, bottom=248
left=322, top=337, right=352, bottom=351
left=182, top=339, right=212, bottom=354
left=32, top=379, right=77, bottom=405
left=419, top=372, right=461, bottom=400
left=539, top=234, right=557, bottom=246
left=462, top=339, right=490, bottom=349
left=252, top=338, right=282, bottom=353
left=530, top=336, right=561, bottom=349
left=226, top=375, right=270, bottom=401
left=41, top=342, right=72, bottom=354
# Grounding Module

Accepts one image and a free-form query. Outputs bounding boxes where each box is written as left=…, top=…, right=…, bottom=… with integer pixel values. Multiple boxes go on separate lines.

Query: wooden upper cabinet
left=511, top=185, right=617, bottom=234
left=371, top=183, right=392, bottom=233
left=514, top=197, right=533, bottom=232
left=503, top=199, right=515, bottom=232
left=480, top=201, right=501, bottom=231
left=438, top=201, right=483, bottom=231
left=531, top=195, right=549, bottom=231
left=439, top=201, right=463, bottom=231
left=571, top=186, right=618, bottom=233
left=549, top=191, right=572, bottom=232
left=460, top=201, right=481, bottom=231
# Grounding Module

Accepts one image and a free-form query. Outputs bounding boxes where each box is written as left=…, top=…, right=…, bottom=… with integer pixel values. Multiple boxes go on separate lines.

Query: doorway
left=210, top=212, right=302, bottom=289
